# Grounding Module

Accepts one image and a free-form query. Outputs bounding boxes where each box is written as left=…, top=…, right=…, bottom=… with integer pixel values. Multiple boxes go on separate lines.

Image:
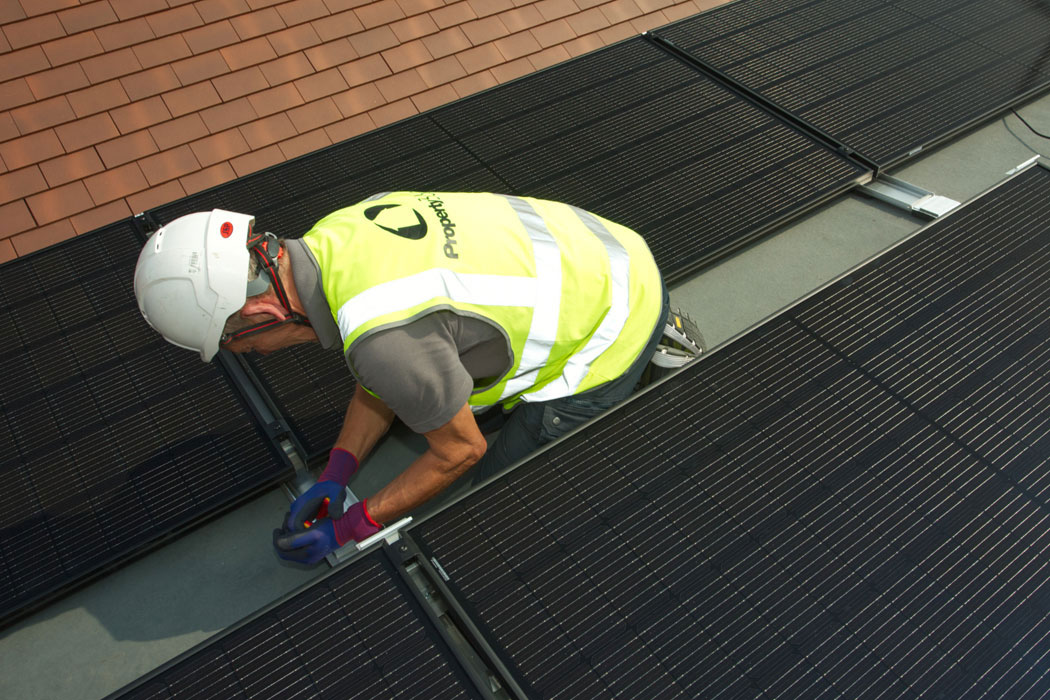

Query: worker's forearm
left=334, top=385, right=395, bottom=462
left=366, top=448, right=479, bottom=523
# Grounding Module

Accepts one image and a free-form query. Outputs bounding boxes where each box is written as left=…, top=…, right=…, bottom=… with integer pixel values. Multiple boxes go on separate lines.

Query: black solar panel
left=112, top=549, right=481, bottom=700
left=656, top=0, right=1050, bottom=168
left=414, top=164, right=1050, bottom=698
left=0, top=222, right=291, bottom=625
left=432, top=37, right=870, bottom=283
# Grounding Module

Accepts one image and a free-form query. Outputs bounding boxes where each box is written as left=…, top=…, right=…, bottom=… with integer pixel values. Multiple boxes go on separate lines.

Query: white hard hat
left=134, top=209, right=256, bottom=361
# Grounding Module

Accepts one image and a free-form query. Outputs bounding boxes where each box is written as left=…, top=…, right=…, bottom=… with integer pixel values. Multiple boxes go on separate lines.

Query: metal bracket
left=356, top=517, right=413, bottom=550
left=860, top=175, right=960, bottom=218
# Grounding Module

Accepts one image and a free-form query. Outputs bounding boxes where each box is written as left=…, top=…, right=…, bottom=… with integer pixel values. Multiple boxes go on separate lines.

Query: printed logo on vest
left=364, top=204, right=428, bottom=240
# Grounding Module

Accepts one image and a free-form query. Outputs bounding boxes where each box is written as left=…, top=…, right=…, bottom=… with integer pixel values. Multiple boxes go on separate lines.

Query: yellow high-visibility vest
left=302, top=192, right=663, bottom=407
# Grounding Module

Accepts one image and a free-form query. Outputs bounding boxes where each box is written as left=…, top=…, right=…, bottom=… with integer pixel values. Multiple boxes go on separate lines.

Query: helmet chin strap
left=220, top=232, right=312, bottom=348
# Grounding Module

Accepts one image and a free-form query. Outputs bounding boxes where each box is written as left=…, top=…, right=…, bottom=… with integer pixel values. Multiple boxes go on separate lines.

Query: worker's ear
left=241, top=297, right=287, bottom=321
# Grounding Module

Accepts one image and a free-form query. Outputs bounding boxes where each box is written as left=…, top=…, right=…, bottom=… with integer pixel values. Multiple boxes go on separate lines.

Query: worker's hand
left=286, top=448, right=358, bottom=531
left=273, top=500, right=382, bottom=565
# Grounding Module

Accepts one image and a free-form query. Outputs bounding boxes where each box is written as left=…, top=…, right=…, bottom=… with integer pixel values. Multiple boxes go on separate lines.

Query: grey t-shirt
left=285, top=238, right=512, bottom=434
left=349, top=312, right=511, bottom=433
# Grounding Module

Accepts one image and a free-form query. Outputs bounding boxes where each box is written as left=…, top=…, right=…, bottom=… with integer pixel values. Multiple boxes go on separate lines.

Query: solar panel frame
left=0, top=220, right=295, bottom=628
left=106, top=547, right=485, bottom=700
left=410, top=161, right=1050, bottom=699
left=655, top=0, right=1050, bottom=170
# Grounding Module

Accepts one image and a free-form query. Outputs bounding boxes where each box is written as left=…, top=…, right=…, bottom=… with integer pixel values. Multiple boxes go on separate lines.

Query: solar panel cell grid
left=657, top=0, right=1050, bottom=167
left=116, top=551, right=478, bottom=700
left=415, top=165, right=1050, bottom=698
left=432, top=37, right=869, bottom=283
left=0, top=223, right=290, bottom=623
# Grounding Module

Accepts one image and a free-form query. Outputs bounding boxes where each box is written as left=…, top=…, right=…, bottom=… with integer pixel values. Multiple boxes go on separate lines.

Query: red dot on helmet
left=220, top=222, right=234, bottom=237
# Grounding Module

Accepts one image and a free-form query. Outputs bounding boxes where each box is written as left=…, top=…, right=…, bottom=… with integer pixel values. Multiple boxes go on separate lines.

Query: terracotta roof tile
left=310, top=10, right=365, bottom=43
left=120, top=66, right=180, bottom=101
left=490, top=56, right=533, bottom=83
left=239, top=112, right=297, bottom=149
left=134, top=35, right=193, bottom=69
left=383, top=39, right=432, bottom=73
left=56, top=2, right=119, bottom=35
left=0, top=200, right=36, bottom=239
left=180, top=162, right=236, bottom=195
left=69, top=199, right=132, bottom=234
left=189, top=128, right=251, bottom=167
left=345, top=24, right=397, bottom=54
left=0, top=4, right=27, bottom=25
left=67, top=79, right=131, bottom=118
left=230, top=142, right=283, bottom=176
left=262, top=51, right=317, bottom=83
left=0, top=113, right=18, bottom=143
left=635, top=0, right=675, bottom=10
left=0, top=238, right=16, bottom=264
left=278, top=127, right=330, bottom=159
left=126, top=179, right=186, bottom=213
left=323, top=112, right=374, bottom=143
left=465, top=0, right=515, bottom=18
left=3, top=13, right=66, bottom=50
left=416, top=55, right=466, bottom=88
left=529, top=43, right=570, bottom=71
left=172, top=51, right=231, bottom=84
left=197, top=0, right=252, bottom=22
left=374, top=69, right=426, bottom=102
left=231, top=7, right=286, bottom=39
left=55, top=112, right=120, bottom=151
left=247, top=82, right=306, bottom=117
left=325, top=0, right=373, bottom=12
left=395, top=0, right=444, bottom=15
left=212, top=65, right=270, bottom=100
left=287, top=96, right=342, bottom=132
left=199, top=96, right=259, bottom=132
left=433, top=2, right=476, bottom=29
left=94, top=18, right=155, bottom=51
left=26, top=64, right=90, bottom=101
left=0, top=78, right=36, bottom=112
left=566, top=7, right=610, bottom=35
left=276, top=0, right=331, bottom=25
left=632, top=10, right=671, bottom=33
left=38, top=149, right=105, bottom=187
left=369, top=97, right=415, bottom=127
left=420, top=26, right=470, bottom=58
left=183, top=21, right=240, bottom=54
left=12, top=219, right=77, bottom=255
left=501, top=5, right=544, bottom=33
left=450, top=69, right=497, bottom=98
left=221, top=36, right=278, bottom=70
left=563, top=32, right=604, bottom=57
left=0, top=165, right=48, bottom=204
left=411, top=83, right=456, bottom=112
left=110, top=0, right=168, bottom=21
left=145, top=5, right=205, bottom=37
left=81, top=48, right=143, bottom=84
left=26, top=180, right=94, bottom=224
left=331, top=82, right=383, bottom=117
left=494, top=31, right=541, bottom=61
left=355, top=1, right=406, bottom=30
left=391, top=13, right=438, bottom=42
left=11, top=96, right=77, bottom=134
left=574, top=0, right=607, bottom=9
left=531, top=19, right=575, bottom=48
left=162, top=81, right=222, bottom=118
left=138, top=144, right=200, bottom=185
left=664, top=1, right=703, bottom=20
left=0, top=46, right=50, bottom=83
left=0, top=31, right=9, bottom=53
left=110, top=96, right=172, bottom=134
left=96, top=130, right=160, bottom=168
left=82, top=162, right=148, bottom=204
left=337, top=54, right=391, bottom=88
left=18, top=0, right=80, bottom=16
left=303, top=38, right=356, bottom=71
left=247, top=0, right=289, bottom=9
left=293, top=68, right=348, bottom=101
left=150, top=113, right=210, bottom=150
left=41, top=31, right=105, bottom=66
left=597, top=20, right=636, bottom=44
left=457, top=43, right=504, bottom=74
left=461, top=16, right=509, bottom=45
left=0, top=130, right=65, bottom=170
left=268, top=23, right=323, bottom=56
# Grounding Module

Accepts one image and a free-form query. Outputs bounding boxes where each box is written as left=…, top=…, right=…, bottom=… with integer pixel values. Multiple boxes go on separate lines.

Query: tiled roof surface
left=0, top=0, right=726, bottom=263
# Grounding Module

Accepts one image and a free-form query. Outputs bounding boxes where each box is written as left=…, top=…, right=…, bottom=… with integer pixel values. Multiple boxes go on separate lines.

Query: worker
left=134, top=192, right=669, bottom=564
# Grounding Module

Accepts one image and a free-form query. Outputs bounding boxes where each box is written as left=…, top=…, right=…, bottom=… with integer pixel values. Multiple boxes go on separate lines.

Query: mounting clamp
left=860, top=175, right=959, bottom=218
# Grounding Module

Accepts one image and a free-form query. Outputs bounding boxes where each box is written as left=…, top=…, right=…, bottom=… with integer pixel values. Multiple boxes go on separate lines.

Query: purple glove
left=286, top=448, right=358, bottom=532
left=273, top=500, right=382, bottom=565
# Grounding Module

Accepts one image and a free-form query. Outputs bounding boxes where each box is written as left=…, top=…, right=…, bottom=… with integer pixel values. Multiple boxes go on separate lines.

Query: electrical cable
left=1011, top=108, right=1050, bottom=140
